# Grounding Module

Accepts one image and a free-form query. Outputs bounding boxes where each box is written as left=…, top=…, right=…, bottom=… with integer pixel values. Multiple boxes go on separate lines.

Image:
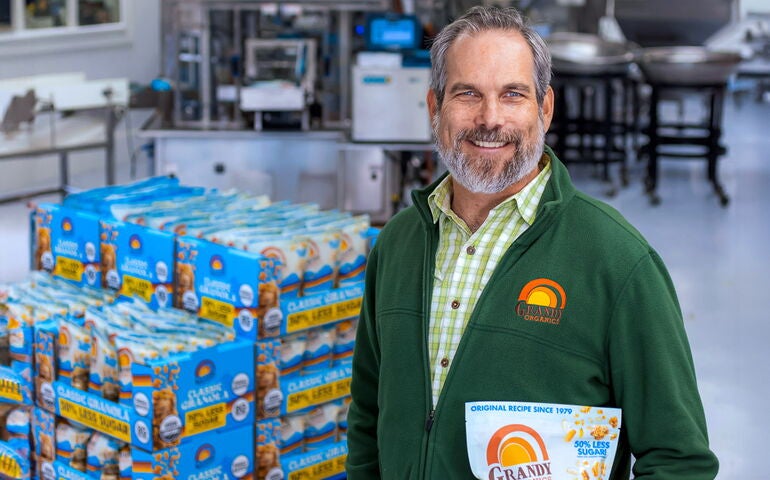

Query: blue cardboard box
left=132, top=424, right=254, bottom=480
left=280, top=283, right=363, bottom=337
left=99, top=220, right=176, bottom=309
left=175, top=237, right=281, bottom=340
left=32, top=407, right=55, bottom=464
left=46, top=337, right=255, bottom=452
left=0, top=439, right=31, bottom=480
left=280, top=365, right=352, bottom=417
left=38, top=461, right=92, bottom=480
left=32, top=204, right=101, bottom=288
left=279, top=441, right=347, bottom=480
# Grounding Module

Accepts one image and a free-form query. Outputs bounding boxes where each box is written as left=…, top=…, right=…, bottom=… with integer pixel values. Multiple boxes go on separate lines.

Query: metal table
left=0, top=107, right=119, bottom=203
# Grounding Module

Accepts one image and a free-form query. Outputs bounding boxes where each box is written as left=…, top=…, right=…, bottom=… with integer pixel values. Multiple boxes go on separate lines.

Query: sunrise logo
left=339, top=233, right=352, bottom=256
left=61, top=218, right=73, bottom=234
left=260, top=246, right=287, bottom=268
left=486, top=424, right=552, bottom=480
left=210, top=255, right=225, bottom=274
left=118, top=350, right=133, bottom=370
left=516, top=278, right=567, bottom=325
left=305, top=239, right=319, bottom=263
left=129, top=234, right=143, bottom=251
left=195, top=360, right=215, bottom=383
left=58, top=327, right=71, bottom=347
left=195, top=444, right=215, bottom=468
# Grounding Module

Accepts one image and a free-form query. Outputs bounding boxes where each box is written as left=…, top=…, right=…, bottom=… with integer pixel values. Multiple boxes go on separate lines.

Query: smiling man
left=346, top=6, right=718, bottom=480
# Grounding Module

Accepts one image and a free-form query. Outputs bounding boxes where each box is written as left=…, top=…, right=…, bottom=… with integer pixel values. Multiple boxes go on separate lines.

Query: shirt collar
left=427, top=155, right=552, bottom=227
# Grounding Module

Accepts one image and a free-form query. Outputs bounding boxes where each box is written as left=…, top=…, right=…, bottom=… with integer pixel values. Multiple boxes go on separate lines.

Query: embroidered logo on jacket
left=516, top=278, right=566, bottom=325
left=486, top=424, right=552, bottom=479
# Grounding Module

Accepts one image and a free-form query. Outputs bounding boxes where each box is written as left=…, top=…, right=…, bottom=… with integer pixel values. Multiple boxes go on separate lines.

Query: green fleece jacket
left=346, top=148, right=718, bottom=479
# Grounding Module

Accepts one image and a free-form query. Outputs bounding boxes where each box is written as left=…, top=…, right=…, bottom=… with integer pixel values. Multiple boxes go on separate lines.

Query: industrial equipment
left=351, top=14, right=432, bottom=142
left=352, top=58, right=431, bottom=142
left=237, top=38, right=317, bottom=130
left=161, top=0, right=388, bottom=130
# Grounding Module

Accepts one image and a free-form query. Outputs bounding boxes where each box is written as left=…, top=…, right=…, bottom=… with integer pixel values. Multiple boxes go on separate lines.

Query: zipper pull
left=425, top=409, right=435, bottom=432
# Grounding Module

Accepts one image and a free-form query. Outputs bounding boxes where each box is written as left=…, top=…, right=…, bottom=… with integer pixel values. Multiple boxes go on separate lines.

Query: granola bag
left=466, top=401, right=622, bottom=480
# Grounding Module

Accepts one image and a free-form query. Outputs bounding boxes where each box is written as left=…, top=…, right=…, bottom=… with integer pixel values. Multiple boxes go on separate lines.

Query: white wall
left=0, top=0, right=160, bottom=199
left=741, top=0, right=770, bottom=16
left=0, top=0, right=160, bottom=82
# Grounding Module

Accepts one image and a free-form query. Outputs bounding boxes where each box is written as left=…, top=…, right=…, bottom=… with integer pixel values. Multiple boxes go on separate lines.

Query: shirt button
left=451, top=300, right=460, bottom=309
left=466, top=245, right=476, bottom=255
left=440, top=357, right=449, bottom=368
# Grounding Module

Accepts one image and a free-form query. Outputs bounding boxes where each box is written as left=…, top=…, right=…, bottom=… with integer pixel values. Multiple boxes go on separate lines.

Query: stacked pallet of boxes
left=16, top=176, right=375, bottom=480
left=0, top=279, right=39, bottom=480
left=1, top=273, right=111, bottom=480
left=1, top=275, right=255, bottom=480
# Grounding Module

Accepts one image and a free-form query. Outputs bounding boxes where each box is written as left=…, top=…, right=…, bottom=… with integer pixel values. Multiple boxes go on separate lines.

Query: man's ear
left=541, top=85, right=555, bottom=132
left=427, top=89, right=438, bottom=120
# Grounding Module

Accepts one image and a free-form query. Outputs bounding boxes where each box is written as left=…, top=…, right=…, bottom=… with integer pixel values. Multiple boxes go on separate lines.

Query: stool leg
left=603, top=79, right=616, bottom=196
left=645, top=86, right=661, bottom=205
left=708, top=87, right=730, bottom=207
left=59, top=152, right=69, bottom=199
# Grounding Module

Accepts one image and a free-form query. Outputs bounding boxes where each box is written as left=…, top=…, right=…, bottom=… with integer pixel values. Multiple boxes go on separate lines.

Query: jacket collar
left=411, top=145, right=576, bottom=228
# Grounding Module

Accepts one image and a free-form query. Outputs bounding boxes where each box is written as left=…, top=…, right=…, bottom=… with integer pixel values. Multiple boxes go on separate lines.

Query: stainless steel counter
left=139, top=116, right=436, bottom=222
left=138, top=115, right=345, bottom=141
left=0, top=108, right=119, bottom=203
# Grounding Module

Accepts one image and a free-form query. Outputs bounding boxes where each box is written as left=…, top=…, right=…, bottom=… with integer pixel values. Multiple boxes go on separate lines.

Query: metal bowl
left=637, top=46, right=742, bottom=85
left=547, top=33, right=634, bottom=74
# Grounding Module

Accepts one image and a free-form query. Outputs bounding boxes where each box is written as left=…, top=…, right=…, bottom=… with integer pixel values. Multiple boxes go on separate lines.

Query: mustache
left=453, top=126, right=524, bottom=148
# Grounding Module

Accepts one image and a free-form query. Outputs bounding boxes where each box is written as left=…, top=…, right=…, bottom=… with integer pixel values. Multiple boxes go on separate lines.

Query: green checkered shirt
left=426, top=159, right=552, bottom=406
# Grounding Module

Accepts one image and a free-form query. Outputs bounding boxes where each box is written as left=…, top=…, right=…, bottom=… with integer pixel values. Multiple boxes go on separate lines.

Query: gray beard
left=432, top=113, right=545, bottom=194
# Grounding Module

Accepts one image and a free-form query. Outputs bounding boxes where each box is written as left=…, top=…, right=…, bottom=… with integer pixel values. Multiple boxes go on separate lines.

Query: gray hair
left=429, top=6, right=552, bottom=106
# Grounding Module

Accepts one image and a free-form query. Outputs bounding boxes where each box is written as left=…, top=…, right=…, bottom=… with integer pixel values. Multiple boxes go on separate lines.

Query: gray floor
left=561, top=96, right=770, bottom=478
left=1, top=97, right=769, bottom=478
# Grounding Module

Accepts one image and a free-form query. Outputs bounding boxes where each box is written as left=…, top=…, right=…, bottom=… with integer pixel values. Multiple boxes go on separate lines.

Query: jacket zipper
left=408, top=158, right=562, bottom=478
left=425, top=409, right=435, bottom=432
left=419, top=228, right=538, bottom=477
left=418, top=222, right=437, bottom=479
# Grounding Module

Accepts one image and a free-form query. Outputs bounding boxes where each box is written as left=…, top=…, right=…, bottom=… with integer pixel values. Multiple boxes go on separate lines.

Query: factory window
left=24, top=0, right=66, bottom=29
left=78, top=0, right=119, bottom=26
left=0, top=3, right=9, bottom=32
left=0, top=0, right=121, bottom=34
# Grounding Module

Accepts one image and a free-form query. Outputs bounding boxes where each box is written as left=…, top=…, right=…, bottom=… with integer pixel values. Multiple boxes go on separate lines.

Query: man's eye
left=460, top=91, right=475, bottom=96
left=504, top=91, right=522, bottom=97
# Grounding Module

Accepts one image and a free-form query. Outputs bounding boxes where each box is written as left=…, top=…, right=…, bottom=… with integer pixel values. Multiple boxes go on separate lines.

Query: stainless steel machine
left=160, top=0, right=389, bottom=130
left=149, top=1, right=431, bottom=223
left=238, top=38, right=317, bottom=130
left=352, top=59, right=432, bottom=142
left=351, top=14, right=433, bottom=142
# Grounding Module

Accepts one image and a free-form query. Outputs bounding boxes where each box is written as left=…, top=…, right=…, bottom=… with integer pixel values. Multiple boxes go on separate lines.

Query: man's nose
left=477, top=97, right=504, bottom=129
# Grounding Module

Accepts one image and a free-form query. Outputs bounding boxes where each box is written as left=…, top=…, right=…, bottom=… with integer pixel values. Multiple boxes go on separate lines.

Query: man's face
left=428, top=29, right=554, bottom=194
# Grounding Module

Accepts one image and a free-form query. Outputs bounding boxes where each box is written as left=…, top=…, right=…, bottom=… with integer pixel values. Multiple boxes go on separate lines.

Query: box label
left=184, top=402, right=227, bottom=436
left=287, top=298, right=361, bottom=333
left=58, top=398, right=131, bottom=442
left=287, top=455, right=346, bottom=480
left=0, top=458, right=22, bottom=479
left=120, top=275, right=153, bottom=302
left=0, top=378, right=23, bottom=403
left=200, top=297, right=236, bottom=327
left=286, top=377, right=351, bottom=414
left=54, top=256, right=84, bottom=282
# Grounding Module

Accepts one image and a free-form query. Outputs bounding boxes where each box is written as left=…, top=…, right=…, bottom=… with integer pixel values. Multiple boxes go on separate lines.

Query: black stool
left=640, top=82, right=729, bottom=206
left=549, top=69, right=635, bottom=196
